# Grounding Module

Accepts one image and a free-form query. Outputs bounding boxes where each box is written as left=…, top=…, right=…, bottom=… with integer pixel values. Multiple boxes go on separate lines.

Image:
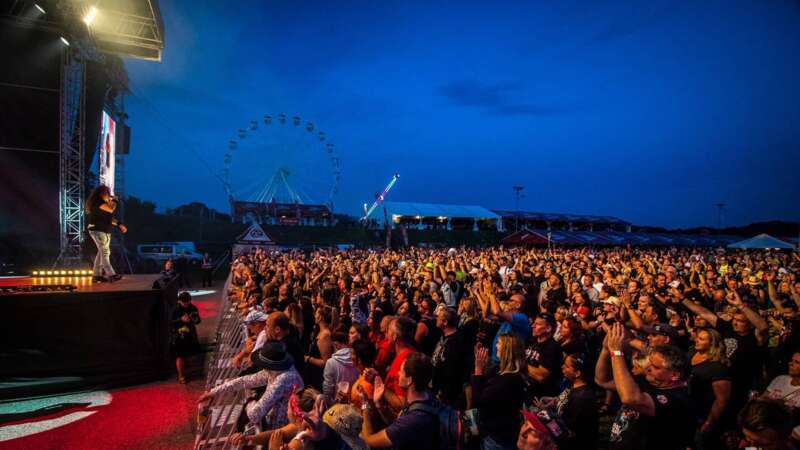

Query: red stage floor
left=0, top=277, right=225, bottom=449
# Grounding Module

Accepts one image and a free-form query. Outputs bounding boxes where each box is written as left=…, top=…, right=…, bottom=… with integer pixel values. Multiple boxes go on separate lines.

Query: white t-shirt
left=253, top=330, right=267, bottom=352
left=764, top=375, right=800, bottom=438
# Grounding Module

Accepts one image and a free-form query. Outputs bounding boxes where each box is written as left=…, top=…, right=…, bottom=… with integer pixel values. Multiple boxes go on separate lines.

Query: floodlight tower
left=513, top=186, right=524, bottom=232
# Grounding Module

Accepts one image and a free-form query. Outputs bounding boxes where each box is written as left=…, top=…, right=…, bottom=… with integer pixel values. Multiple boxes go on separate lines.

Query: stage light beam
left=83, top=6, right=98, bottom=25
left=34, top=4, right=46, bottom=14
left=60, top=36, right=70, bottom=46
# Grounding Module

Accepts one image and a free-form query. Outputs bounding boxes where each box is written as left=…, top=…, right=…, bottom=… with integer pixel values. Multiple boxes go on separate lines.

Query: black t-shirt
left=716, top=319, right=763, bottom=400
left=689, top=356, right=731, bottom=421
left=609, top=384, right=696, bottom=450
left=87, top=203, right=113, bottom=233
left=525, top=337, right=563, bottom=397
left=555, top=384, right=598, bottom=450
left=431, top=329, right=472, bottom=405
left=418, top=316, right=442, bottom=356
left=472, top=372, right=525, bottom=446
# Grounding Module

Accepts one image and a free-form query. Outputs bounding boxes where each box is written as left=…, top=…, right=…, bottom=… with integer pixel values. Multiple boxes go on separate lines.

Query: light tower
left=513, top=186, right=524, bottom=232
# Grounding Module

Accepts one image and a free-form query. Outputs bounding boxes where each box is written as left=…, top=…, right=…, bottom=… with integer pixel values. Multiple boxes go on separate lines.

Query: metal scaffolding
left=55, top=48, right=87, bottom=268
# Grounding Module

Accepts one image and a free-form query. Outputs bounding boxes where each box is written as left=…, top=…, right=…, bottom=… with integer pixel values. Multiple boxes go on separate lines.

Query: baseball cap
left=650, top=323, right=679, bottom=342
left=244, top=310, right=268, bottom=324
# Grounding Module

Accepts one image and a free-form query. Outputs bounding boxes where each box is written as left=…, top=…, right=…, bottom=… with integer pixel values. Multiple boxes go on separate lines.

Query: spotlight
left=60, top=270, right=66, bottom=275
left=46, top=271, right=53, bottom=275
left=32, top=271, right=39, bottom=276
left=34, top=4, right=46, bottom=14
left=60, top=36, right=70, bottom=46
left=83, top=6, right=98, bottom=25
left=67, top=270, right=74, bottom=275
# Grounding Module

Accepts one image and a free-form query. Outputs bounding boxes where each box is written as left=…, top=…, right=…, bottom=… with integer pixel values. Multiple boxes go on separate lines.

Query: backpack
left=407, top=400, right=462, bottom=450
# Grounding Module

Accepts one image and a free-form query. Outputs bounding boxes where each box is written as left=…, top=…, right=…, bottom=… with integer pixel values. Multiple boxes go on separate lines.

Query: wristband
left=611, top=350, right=624, bottom=358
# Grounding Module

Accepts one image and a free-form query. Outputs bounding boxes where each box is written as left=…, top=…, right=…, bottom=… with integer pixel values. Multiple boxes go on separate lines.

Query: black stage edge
left=0, top=275, right=178, bottom=400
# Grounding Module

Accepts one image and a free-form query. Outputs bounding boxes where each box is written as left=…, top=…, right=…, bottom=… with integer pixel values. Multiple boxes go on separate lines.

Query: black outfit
left=431, top=328, right=472, bottom=406
left=525, top=337, right=563, bottom=398
left=560, top=336, right=588, bottom=357
left=555, top=384, right=599, bottom=450
left=171, top=302, right=201, bottom=357
left=689, top=356, right=731, bottom=425
left=690, top=356, right=731, bottom=449
left=87, top=203, right=114, bottom=233
left=609, top=384, right=696, bottom=450
left=471, top=371, right=525, bottom=448
left=541, top=286, right=567, bottom=313
left=175, top=255, right=191, bottom=289
left=417, top=316, right=441, bottom=356
left=282, top=327, right=306, bottom=382
left=201, top=255, right=213, bottom=287
left=715, top=319, right=763, bottom=422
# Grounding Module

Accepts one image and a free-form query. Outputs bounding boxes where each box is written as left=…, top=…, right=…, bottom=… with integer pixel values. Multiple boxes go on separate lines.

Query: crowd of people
left=198, top=245, right=800, bottom=450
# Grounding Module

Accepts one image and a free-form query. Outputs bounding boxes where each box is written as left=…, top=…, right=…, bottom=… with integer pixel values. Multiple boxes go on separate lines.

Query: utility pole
left=513, top=186, right=524, bottom=232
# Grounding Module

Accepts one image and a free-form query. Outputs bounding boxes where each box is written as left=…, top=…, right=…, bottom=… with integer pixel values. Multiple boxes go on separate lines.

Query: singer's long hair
left=85, top=185, right=111, bottom=213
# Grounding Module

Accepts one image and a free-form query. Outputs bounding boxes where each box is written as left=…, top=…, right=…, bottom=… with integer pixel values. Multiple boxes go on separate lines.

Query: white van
left=136, top=243, right=204, bottom=271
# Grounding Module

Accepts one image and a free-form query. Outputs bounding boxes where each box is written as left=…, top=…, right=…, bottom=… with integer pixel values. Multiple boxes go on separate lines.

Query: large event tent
left=728, top=234, right=795, bottom=249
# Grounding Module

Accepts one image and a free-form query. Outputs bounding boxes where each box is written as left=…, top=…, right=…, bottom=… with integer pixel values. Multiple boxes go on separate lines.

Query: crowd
left=198, top=245, right=800, bottom=450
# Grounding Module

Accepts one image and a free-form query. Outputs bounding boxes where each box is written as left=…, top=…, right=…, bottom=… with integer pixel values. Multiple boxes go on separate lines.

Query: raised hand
left=474, top=344, right=489, bottom=375
left=373, top=375, right=385, bottom=404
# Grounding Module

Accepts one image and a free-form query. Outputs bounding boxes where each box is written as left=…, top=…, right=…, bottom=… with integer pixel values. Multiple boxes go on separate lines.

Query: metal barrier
left=195, top=272, right=258, bottom=450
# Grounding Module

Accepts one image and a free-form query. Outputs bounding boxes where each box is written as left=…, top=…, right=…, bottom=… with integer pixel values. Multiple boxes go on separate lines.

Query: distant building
left=378, top=202, right=501, bottom=231
left=492, top=210, right=631, bottom=232
left=230, top=200, right=332, bottom=226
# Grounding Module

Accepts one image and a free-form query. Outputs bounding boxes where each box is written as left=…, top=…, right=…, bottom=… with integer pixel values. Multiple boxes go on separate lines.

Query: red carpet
left=0, top=284, right=224, bottom=450
left=0, top=383, right=203, bottom=450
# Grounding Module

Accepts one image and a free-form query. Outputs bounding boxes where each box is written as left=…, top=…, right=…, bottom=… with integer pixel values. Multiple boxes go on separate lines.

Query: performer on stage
left=85, top=185, right=127, bottom=282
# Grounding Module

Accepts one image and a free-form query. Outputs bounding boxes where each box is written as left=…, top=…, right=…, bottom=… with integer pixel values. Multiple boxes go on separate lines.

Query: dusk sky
left=123, top=0, right=800, bottom=229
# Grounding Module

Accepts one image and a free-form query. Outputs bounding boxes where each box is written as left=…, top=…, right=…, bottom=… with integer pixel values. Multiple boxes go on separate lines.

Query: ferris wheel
left=222, top=113, right=341, bottom=211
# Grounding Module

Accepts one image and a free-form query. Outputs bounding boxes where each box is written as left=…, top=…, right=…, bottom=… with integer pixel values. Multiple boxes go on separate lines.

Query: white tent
left=727, top=233, right=795, bottom=249
left=233, top=222, right=276, bottom=254
left=379, top=201, right=501, bottom=230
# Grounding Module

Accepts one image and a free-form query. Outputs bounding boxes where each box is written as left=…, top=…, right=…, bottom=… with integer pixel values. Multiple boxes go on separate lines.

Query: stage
left=0, top=275, right=179, bottom=400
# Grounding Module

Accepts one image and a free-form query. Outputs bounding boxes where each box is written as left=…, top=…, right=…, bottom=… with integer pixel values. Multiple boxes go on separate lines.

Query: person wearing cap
left=517, top=409, right=557, bottom=450
left=231, top=310, right=269, bottom=368
left=199, top=341, right=304, bottom=429
left=595, top=323, right=696, bottom=450
left=171, top=291, right=201, bottom=384
left=627, top=323, right=680, bottom=355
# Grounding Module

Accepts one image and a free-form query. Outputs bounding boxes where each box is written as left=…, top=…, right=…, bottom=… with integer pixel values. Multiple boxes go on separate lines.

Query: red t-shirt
left=384, top=347, right=413, bottom=398
left=374, top=337, right=395, bottom=373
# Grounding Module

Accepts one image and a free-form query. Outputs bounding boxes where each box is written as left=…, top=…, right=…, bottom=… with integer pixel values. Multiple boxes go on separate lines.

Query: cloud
left=437, top=80, right=562, bottom=116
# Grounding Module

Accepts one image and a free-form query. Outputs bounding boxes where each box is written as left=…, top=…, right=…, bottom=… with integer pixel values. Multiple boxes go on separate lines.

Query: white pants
left=88, top=230, right=116, bottom=277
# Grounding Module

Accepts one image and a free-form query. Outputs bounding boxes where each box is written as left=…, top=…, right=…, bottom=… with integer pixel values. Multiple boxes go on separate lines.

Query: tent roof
left=728, top=234, right=795, bottom=249
left=237, top=223, right=274, bottom=243
left=383, top=202, right=500, bottom=220
left=501, top=229, right=549, bottom=246
left=492, top=209, right=630, bottom=225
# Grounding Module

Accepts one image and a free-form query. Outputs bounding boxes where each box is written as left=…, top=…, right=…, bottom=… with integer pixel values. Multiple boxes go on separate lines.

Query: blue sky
left=123, top=0, right=800, bottom=228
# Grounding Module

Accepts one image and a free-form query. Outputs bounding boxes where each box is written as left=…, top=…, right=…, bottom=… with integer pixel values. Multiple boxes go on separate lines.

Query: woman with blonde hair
left=690, top=327, right=732, bottom=448
left=472, top=332, right=526, bottom=450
